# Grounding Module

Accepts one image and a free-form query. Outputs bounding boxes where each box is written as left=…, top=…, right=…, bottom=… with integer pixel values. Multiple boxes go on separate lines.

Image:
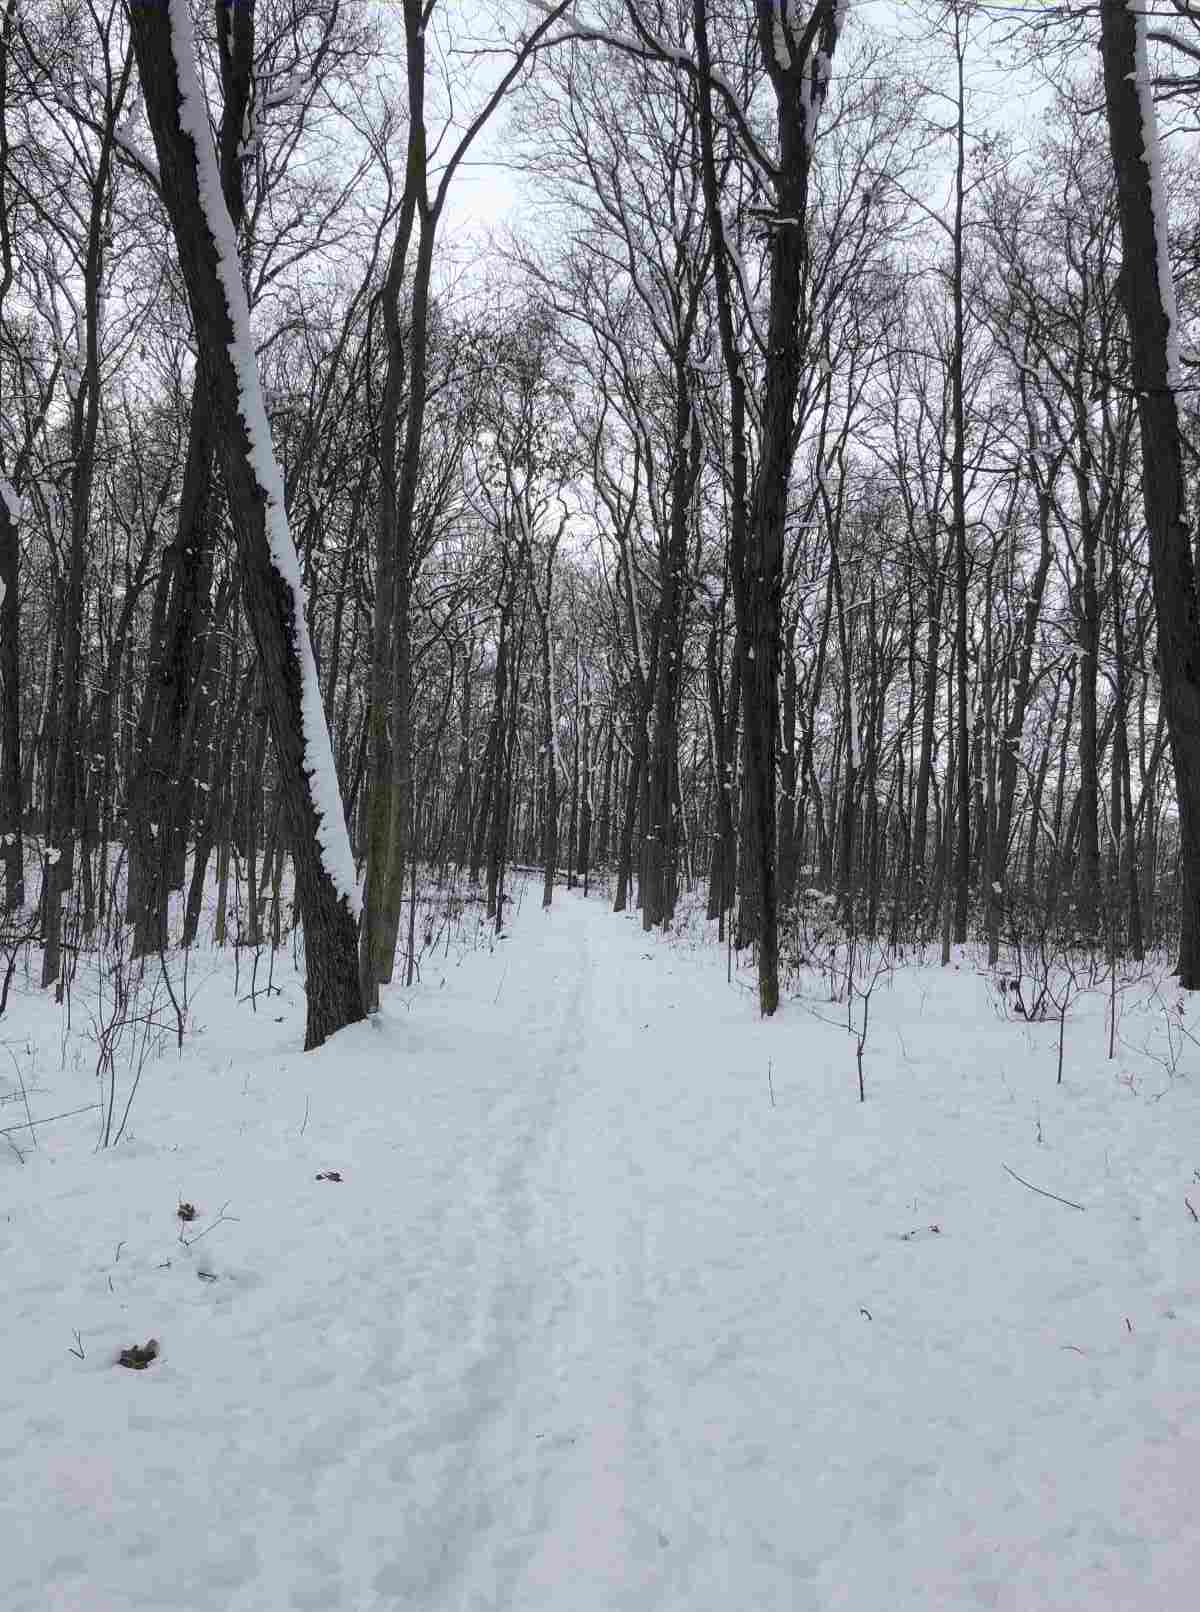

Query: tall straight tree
left=32, top=16, right=134, bottom=990
left=691, top=0, right=845, bottom=1013
left=0, top=0, right=26, bottom=912
left=358, top=0, right=572, bottom=1010
left=1100, top=0, right=1200, bottom=984
left=127, top=0, right=362, bottom=1049
left=945, top=0, right=972, bottom=945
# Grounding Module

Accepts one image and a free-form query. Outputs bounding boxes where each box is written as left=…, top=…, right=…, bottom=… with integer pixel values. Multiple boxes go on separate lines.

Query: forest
left=10, top=5, right=1200, bottom=1605
left=1, top=0, right=1198, bottom=1045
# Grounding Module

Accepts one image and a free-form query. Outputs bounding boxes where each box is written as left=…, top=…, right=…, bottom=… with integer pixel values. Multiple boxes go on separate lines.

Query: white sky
left=429, top=0, right=1064, bottom=252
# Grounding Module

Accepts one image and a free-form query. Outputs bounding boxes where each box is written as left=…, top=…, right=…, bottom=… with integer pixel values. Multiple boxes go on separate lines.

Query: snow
left=264, top=71, right=308, bottom=112
left=724, top=224, right=767, bottom=353
left=814, top=47, right=832, bottom=92
left=4, top=879, right=1200, bottom=1608
left=624, top=543, right=649, bottom=685
left=798, top=70, right=816, bottom=157
left=1130, top=0, right=1181, bottom=390
left=771, top=1, right=792, bottom=71
left=113, top=126, right=160, bottom=188
left=165, top=0, right=360, bottom=917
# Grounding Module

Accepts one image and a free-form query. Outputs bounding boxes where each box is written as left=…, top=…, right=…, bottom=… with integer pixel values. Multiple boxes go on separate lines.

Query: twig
left=6, top=1046, right=36, bottom=1150
left=68, top=1329, right=85, bottom=1360
left=179, top=1200, right=238, bottom=1247
left=1186, top=1195, right=1198, bottom=1223
left=0, top=1101, right=101, bottom=1138
left=155, top=945, right=186, bottom=1052
left=767, top=1059, right=775, bottom=1109
left=299, top=1094, right=310, bottom=1137
left=1002, top=1162, right=1085, bottom=1212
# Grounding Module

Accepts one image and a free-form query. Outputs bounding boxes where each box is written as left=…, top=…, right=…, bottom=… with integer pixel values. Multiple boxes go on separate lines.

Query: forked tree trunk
left=693, top=0, right=842, bottom=1013
left=128, top=1, right=362, bottom=1048
left=128, top=0, right=254, bottom=958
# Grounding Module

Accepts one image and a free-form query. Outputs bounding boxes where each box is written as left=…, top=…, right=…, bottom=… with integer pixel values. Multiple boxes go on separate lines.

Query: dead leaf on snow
left=118, top=1339, right=159, bottom=1370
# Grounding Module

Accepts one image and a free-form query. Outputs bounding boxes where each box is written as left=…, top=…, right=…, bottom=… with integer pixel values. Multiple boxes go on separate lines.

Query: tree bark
left=128, top=0, right=362, bottom=1048
left=0, top=0, right=22, bottom=912
left=1100, top=0, right=1200, bottom=985
left=692, top=0, right=843, bottom=1015
left=0, top=488, right=20, bottom=911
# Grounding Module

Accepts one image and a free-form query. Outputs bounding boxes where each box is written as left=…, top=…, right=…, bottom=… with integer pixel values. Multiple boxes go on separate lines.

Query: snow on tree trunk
left=128, top=0, right=363, bottom=1047
left=163, top=0, right=358, bottom=918
left=1128, top=2, right=1181, bottom=389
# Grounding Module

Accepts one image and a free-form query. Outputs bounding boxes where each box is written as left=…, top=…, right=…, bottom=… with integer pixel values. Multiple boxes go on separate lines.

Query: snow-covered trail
left=6, top=885, right=1200, bottom=1610
left=308, top=892, right=695, bottom=1611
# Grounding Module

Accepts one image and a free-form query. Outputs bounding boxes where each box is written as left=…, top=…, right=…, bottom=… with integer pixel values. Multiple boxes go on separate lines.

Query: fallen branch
left=0, top=1101, right=101, bottom=1138
left=1002, top=1162, right=1085, bottom=1212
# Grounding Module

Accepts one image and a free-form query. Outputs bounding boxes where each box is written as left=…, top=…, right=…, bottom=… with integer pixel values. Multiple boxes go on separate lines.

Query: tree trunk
left=129, top=0, right=362, bottom=1048
left=778, top=620, right=799, bottom=912
left=692, top=0, right=843, bottom=1015
left=950, top=26, right=971, bottom=945
left=1100, top=0, right=1200, bottom=985
left=0, top=490, right=21, bottom=910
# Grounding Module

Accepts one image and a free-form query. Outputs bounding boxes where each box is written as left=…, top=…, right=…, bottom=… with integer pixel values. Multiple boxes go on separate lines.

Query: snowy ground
left=4, top=883, right=1200, bottom=1610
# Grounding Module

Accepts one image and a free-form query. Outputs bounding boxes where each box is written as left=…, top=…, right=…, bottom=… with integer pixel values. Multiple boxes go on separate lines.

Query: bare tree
left=1100, top=0, right=1200, bottom=984
left=127, top=0, right=362, bottom=1048
left=358, top=0, right=573, bottom=1009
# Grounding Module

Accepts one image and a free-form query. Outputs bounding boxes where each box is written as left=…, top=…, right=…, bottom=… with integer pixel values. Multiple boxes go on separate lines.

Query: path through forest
left=5, top=886, right=1200, bottom=1609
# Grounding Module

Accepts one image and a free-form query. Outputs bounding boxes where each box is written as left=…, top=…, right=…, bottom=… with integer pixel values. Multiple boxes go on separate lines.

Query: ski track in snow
left=4, top=886, right=1200, bottom=1609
